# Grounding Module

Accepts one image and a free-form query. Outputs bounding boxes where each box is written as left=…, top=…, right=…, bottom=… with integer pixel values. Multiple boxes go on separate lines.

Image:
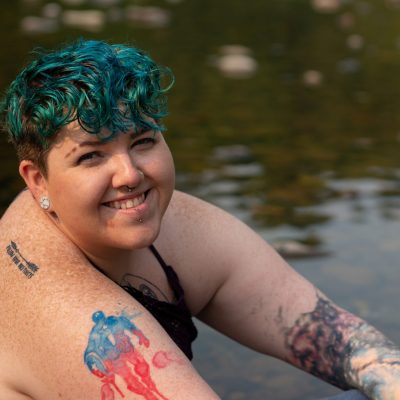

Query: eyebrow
left=78, top=139, right=107, bottom=148
left=78, top=131, right=147, bottom=148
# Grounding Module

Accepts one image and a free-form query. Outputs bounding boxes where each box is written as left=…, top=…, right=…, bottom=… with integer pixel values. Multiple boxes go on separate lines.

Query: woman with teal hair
left=0, top=39, right=398, bottom=399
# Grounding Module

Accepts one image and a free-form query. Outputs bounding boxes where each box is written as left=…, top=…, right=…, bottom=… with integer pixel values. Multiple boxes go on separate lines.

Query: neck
left=84, top=244, right=144, bottom=283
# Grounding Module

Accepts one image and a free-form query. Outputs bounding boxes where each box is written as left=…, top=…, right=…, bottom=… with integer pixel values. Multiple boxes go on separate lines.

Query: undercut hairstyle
left=0, top=39, right=174, bottom=174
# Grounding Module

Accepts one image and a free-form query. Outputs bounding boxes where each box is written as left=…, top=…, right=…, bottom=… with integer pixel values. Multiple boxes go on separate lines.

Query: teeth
left=107, top=193, right=145, bottom=209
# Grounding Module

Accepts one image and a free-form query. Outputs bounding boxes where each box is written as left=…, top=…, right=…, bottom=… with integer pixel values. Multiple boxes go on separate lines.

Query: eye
left=131, top=135, right=156, bottom=150
left=77, top=151, right=102, bottom=164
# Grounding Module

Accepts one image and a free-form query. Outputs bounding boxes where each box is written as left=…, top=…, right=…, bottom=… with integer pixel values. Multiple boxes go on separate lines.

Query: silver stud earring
left=40, top=196, right=50, bottom=210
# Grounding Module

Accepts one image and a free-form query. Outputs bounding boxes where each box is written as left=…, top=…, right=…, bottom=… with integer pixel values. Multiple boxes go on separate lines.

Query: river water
left=1, top=0, right=400, bottom=398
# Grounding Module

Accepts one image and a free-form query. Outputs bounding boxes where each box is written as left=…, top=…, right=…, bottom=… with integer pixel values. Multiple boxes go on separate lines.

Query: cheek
left=48, top=173, right=106, bottom=212
left=158, top=151, right=175, bottom=190
left=142, top=146, right=175, bottom=186
left=160, top=145, right=175, bottom=180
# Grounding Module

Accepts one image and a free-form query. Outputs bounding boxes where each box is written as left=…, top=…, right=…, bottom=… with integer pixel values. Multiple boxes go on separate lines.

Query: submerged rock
left=212, top=145, right=253, bottom=163
left=217, top=54, right=258, bottom=78
left=42, top=3, right=62, bottom=19
left=386, top=0, right=400, bottom=9
left=125, top=6, right=171, bottom=28
left=346, top=34, right=364, bottom=50
left=337, top=58, right=361, bottom=74
left=21, top=16, right=59, bottom=34
left=272, top=239, right=330, bottom=259
left=302, top=70, right=323, bottom=87
left=213, top=46, right=258, bottom=78
left=311, top=0, right=341, bottom=13
left=337, top=12, right=355, bottom=30
left=62, top=9, right=106, bottom=31
left=222, top=163, right=264, bottom=178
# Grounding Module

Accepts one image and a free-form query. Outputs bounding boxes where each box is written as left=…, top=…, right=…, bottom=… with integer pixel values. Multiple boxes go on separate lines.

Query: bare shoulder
left=167, top=190, right=227, bottom=224
left=158, top=191, right=273, bottom=314
left=0, top=191, right=218, bottom=400
left=166, top=189, right=253, bottom=238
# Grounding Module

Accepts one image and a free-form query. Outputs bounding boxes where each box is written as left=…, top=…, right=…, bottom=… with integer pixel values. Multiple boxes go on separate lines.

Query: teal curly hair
left=0, top=39, right=173, bottom=173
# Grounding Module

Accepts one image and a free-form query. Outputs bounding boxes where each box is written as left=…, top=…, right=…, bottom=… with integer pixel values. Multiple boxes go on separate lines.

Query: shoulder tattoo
left=5, top=240, right=39, bottom=279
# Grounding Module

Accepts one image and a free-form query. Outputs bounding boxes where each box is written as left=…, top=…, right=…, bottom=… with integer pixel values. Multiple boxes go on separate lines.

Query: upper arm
left=168, top=193, right=400, bottom=394
left=0, top=191, right=219, bottom=400
left=168, top=192, right=320, bottom=360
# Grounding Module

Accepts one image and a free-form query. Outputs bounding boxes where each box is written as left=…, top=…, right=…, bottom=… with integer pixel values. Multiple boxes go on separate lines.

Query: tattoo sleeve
left=284, top=293, right=400, bottom=399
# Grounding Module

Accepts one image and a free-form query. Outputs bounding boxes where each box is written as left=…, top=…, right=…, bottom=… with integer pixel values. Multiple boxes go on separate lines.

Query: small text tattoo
left=6, top=241, right=39, bottom=279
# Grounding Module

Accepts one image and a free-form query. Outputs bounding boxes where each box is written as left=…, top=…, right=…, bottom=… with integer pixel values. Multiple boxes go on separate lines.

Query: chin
left=119, top=226, right=160, bottom=250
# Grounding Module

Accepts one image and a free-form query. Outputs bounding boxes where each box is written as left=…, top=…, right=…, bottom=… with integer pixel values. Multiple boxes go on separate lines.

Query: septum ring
left=125, top=170, right=144, bottom=192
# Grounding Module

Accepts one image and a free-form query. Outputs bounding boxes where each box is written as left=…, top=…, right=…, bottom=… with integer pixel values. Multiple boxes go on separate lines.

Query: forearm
left=344, top=325, right=400, bottom=399
left=284, top=292, right=400, bottom=399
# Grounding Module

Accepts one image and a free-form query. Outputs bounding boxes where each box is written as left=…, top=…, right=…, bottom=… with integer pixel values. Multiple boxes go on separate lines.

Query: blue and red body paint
left=84, top=310, right=172, bottom=400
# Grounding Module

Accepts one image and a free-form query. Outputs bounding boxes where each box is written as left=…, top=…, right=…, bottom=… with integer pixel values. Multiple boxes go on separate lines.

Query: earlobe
left=19, top=160, right=48, bottom=202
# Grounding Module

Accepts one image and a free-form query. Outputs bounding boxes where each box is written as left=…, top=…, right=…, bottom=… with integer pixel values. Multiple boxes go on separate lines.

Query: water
left=1, top=1, right=400, bottom=398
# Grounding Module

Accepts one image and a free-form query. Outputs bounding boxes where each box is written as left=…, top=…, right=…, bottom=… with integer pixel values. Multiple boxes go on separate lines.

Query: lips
left=105, top=192, right=146, bottom=210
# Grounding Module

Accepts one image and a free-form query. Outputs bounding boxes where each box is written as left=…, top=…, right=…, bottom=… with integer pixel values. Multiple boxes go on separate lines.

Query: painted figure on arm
left=84, top=310, right=168, bottom=400
left=1, top=39, right=400, bottom=400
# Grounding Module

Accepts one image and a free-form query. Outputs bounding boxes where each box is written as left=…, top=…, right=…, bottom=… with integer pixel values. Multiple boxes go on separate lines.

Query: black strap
left=148, top=245, right=183, bottom=301
left=149, top=244, right=169, bottom=270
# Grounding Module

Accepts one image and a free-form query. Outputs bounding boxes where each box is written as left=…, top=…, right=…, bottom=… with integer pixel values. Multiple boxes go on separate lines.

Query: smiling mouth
left=105, top=192, right=147, bottom=210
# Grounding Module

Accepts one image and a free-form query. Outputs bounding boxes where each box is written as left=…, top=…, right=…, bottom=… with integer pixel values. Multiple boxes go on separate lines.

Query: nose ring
left=125, top=170, right=144, bottom=192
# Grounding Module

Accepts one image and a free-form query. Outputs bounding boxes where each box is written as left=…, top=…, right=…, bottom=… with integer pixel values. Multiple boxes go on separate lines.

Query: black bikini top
left=120, top=245, right=198, bottom=360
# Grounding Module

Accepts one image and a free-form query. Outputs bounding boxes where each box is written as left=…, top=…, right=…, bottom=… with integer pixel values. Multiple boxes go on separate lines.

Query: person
left=0, top=39, right=398, bottom=400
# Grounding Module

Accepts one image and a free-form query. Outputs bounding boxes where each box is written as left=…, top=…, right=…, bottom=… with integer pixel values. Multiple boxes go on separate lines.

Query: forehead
left=54, top=121, right=138, bottom=148
left=59, top=120, right=110, bottom=144
left=57, top=117, right=153, bottom=142
left=49, top=122, right=101, bottom=155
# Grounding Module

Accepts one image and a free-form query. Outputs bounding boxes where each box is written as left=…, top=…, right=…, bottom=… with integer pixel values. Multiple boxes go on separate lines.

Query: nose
left=111, top=153, right=144, bottom=190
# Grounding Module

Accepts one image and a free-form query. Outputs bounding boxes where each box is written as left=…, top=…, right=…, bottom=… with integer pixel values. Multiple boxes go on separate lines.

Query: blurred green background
left=2, top=0, right=400, bottom=398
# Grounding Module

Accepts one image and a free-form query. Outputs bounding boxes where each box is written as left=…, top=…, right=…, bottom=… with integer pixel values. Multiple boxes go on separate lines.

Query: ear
left=19, top=160, right=48, bottom=202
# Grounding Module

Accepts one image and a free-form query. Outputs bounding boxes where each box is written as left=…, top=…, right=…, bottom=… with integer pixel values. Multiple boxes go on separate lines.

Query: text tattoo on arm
left=84, top=310, right=183, bottom=400
left=5, top=241, right=39, bottom=279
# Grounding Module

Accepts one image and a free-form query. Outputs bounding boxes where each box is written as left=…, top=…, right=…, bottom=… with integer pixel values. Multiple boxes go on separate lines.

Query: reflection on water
left=2, top=0, right=400, bottom=398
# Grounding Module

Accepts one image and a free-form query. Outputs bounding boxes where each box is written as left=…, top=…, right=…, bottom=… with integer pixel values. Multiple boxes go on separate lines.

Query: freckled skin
left=3, top=181, right=400, bottom=399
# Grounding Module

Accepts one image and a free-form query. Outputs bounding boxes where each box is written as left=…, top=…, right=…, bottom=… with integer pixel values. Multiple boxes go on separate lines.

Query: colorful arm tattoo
left=84, top=310, right=182, bottom=400
left=284, top=293, right=400, bottom=399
